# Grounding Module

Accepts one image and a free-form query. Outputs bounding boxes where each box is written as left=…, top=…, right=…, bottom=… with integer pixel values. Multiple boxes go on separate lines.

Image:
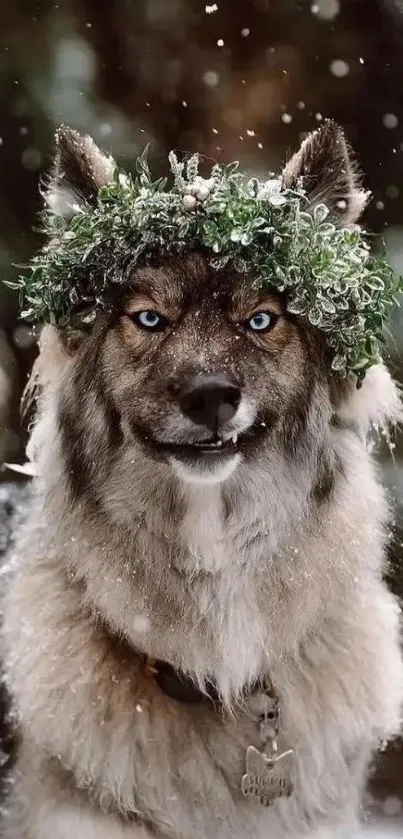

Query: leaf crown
left=12, top=127, right=402, bottom=379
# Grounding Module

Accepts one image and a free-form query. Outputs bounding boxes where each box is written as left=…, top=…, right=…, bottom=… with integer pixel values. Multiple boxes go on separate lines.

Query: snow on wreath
left=9, top=121, right=403, bottom=381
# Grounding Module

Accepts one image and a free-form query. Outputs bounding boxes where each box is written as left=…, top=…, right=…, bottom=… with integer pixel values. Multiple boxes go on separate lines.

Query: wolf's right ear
left=45, top=126, right=115, bottom=219
left=282, top=121, right=369, bottom=226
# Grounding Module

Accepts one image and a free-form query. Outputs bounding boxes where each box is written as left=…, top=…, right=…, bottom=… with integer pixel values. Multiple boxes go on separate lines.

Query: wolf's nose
left=179, top=375, right=241, bottom=432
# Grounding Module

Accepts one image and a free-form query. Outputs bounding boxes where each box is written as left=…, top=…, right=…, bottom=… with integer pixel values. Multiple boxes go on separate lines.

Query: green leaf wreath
left=10, top=147, right=403, bottom=378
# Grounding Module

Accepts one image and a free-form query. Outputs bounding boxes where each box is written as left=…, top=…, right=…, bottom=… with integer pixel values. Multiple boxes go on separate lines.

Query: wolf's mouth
left=154, top=436, right=238, bottom=458
left=152, top=421, right=269, bottom=460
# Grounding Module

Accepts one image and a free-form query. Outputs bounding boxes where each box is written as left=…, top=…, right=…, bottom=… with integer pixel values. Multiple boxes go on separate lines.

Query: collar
left=144, top=656, right=275, bottom=707
left=145, top=657, right=221, bottom=705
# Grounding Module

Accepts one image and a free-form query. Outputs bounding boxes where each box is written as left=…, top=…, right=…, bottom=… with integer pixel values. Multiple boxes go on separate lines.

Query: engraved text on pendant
left=242, top=745, right=294, bottom=807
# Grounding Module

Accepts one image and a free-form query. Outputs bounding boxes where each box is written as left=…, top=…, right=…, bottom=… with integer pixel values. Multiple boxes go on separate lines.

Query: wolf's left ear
left=282, top=121, right=369, bottom=226
left=45, top=126, right=115, bottom=219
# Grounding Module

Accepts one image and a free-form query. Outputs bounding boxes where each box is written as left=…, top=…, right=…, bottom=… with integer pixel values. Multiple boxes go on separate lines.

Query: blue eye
left=247, top=312, right=274, bottom=333
left=133, top=311, right=168, bottom=331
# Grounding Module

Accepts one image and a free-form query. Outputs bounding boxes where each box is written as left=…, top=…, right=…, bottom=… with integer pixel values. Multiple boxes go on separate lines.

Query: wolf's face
left=41, top=122, right=368, bottom=496
left=77, top=252, right=329, bottom=485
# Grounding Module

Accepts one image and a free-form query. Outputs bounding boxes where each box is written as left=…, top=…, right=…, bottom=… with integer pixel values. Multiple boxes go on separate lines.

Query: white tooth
left=232, top=433, right=238, bottom=444
left=216, top=439, right=223, bottom=447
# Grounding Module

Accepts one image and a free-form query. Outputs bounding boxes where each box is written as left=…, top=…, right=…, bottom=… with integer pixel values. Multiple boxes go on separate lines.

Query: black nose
left=179, top=375, right=241, bottom=432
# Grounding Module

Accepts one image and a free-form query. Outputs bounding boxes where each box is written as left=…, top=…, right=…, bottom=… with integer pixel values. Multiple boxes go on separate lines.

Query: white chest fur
left=178, top=484, right=230, bottom=574
left=176, top=484, right=267, bottom=695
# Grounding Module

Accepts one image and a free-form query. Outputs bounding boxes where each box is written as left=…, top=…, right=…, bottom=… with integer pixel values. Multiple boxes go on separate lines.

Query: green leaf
left=135, top=144, right=151, bottom=181
left=331, top=354, right=346, bottom=371
left=313, top=204, right=329, bottom=223
left=268, top=194, right=287, bottom=207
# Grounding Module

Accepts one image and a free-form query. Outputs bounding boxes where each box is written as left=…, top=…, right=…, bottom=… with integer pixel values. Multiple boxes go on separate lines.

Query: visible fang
left=232, top=433, right=238, bottom=444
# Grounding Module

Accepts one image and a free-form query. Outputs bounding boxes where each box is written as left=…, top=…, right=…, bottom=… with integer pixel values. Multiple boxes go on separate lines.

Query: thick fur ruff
left=1, top=124, right=403, bottom=839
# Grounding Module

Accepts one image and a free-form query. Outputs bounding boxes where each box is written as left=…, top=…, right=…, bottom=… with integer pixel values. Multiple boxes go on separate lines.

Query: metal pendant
left=242, top=678, right=294, bottom=807
left=242, top=744, right=294, bottom=807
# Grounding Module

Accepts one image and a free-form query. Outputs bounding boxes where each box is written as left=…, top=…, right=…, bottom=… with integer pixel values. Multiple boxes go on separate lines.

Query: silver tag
left=242, top=745, right=294, bottom=807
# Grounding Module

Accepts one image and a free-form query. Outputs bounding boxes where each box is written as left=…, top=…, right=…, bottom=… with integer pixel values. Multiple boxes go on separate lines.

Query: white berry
left=183, top=194, right=197, bottom=211
left=196, top=185, right=210, bottom=202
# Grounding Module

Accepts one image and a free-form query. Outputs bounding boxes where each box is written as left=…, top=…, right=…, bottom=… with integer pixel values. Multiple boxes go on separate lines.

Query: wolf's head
left=28, top=123, right=399, bottom=526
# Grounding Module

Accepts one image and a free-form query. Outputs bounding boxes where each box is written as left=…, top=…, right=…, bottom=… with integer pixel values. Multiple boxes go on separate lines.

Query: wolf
left=1, top=122, right=402, bottom=839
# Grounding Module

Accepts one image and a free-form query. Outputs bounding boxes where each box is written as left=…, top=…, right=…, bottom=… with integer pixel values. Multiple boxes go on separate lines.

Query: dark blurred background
left=1, top=0, right=403, bottom=827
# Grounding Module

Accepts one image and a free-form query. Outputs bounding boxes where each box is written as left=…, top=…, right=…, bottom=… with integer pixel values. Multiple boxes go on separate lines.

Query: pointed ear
left=45, top=126, right=115, bottom=218
left=282, top=121, right=369, bottom=226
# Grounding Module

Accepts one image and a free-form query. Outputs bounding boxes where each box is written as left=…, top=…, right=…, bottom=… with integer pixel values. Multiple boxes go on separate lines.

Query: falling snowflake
left=329, top=59, right=349, bottom=77
left=203, top=70, right=219, bottom=86
left=281, top=113, right=292, bottom=124
left=246, top=128, right=256, bottom=136
left=217, top=38, right=224, bottom=47
left=205, top=3, right=218, bottom=12
left=311, top=0, right=340, bottom=19
left=382, top=113, right=398, bottom=129
left=241, top=28, right=250, bottom=37
left=382, top=797, right=402, bottom=818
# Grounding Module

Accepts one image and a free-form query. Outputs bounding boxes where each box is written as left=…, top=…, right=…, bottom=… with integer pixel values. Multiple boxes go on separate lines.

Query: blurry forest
left=1, top=0, right=403, bottom=817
